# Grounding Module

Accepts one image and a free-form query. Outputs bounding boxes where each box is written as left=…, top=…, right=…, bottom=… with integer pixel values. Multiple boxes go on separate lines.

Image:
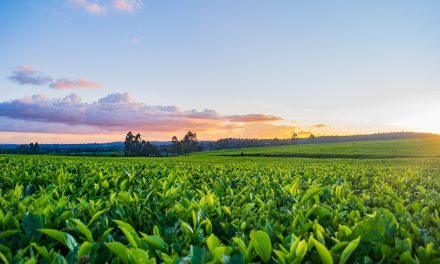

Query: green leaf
left=88, top=210, right=106, bottom=226
left=22, top=212, right=44, bottom=242
left=191, top=245, right=209, bottom=264
left=233, top=237, right=247, bottom=256
left=250, top=230, right=272, bottom=263
left=70, top=219, right=93, bottom=242
left=180, top=220, right=193, bottom=234
left=295, top=239, right=308, bottom=262
left=129, top=248, right=154, bottom=264
left=113, top=220, right=139, bottom=248
left=207, top=233, right=220, bottom=252
left=301, top=187, right=325, bottom=204
left=141, top=233, right=165, bottom=250
left=0, top=252, right=9, bottom=264
left=0, top=230, right=21, bottom=239
left=311, top=237, right=333, bottom=264
left=339, top=237, right=360, bottom=264
left=78, top=242, right=92, bottom=259
left=39, top=229, right=78, bottom=251
left=352, top=212, right=385, bottom=247
left=31, top=243, right=50, bottom=260
left=106, top=242, right=130, bottom=264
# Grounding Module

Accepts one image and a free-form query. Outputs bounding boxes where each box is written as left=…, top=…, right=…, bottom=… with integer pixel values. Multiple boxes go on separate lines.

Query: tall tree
left=169, top=136, right=180, bottom=155
left=291, top=131, right=298, bottom=145
left=124, top=132, right=135, bottom=156
left=308, top=134, right=315, bottom=144
left=181, top=131, right=198, bottom=153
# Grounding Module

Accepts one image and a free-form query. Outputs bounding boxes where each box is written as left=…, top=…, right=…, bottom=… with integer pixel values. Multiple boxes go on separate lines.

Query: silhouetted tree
left=124, top=132, right=160, bottom=156
left=124, top=132, right=136, bottom=156
left=291, top=131, right=298, bottom=145
left=168, top=136, right=180, bottom=155
left=181, top=131, right=198, bottom=154
left=308, top=134, right=315, bottom=144
left=15, top=142, right=40, bottom=154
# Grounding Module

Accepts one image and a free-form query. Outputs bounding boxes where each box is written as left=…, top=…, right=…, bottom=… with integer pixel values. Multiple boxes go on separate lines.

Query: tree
left=181, top=131, right=198, bottom=154
left=124, top=132, right=160, bottom=157
left=169, top=136, right=180, bottom=155
left=291, top=131, right=298, bottom=145
left=308, top=134, right=315, bottom=144
left=124, top=132, right=136, bottom=156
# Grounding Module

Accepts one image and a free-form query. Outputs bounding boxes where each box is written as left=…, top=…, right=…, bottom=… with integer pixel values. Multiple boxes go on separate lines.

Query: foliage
left=169, top=131, right=200, bottom=155
left=0, top=154, right=439, bottom=263
left=124, top=132, right=160, bottom=157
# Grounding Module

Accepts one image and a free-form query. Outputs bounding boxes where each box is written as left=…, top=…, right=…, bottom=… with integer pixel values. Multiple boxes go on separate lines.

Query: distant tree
left=14, top=142, right=40, bottom=154
left=308, top=134, right=315, bottom=144
left=181, top=131, right=198, bottom=154
left=169, top=136, right=180, bottom=155
left=124, top=132, right=160, bottom=157
left=124, top=132, right=136, bottom=156
left=291, top=131, right=298, bottom=145
left=33, top=142, right=40, bottom=154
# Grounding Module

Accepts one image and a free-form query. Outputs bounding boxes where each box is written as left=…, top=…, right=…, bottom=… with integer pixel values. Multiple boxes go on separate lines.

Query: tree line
left=124, top=131, right=200, bottom=157
left=0, top=142, right=40, bottom=154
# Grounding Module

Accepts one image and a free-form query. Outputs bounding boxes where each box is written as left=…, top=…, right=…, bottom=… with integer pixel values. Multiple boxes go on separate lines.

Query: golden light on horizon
left=394, top=109, right=440, bottom=135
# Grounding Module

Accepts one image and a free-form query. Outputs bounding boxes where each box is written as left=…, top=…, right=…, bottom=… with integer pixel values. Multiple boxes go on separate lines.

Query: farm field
left=0, top=140, right=440, bottom=263
left=195, top=137, right=440, bottom=159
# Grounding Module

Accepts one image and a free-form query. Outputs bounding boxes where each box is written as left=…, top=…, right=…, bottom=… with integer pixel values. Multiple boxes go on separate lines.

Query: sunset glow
left=1, top=1, right=439, bottom=143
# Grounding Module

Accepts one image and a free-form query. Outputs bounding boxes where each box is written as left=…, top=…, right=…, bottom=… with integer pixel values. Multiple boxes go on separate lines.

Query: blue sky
left=0, top=0, right=439, bottom=143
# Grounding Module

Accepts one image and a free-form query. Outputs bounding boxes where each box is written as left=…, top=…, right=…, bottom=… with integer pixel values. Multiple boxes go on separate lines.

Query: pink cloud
left=112, top=0, right=143, bottom=13
left=8, top=65, right=52, bottom=86
left=0, top=93, right=287, bottom=138
left=9, top=64, right=101, bottom=90
left=49, top=78, right=101, bottom=90
left=69, top=0, right=106, bottom=15
left=68, top=0, right=143, bottom=15
left=227, top=114, right=282, bottom=123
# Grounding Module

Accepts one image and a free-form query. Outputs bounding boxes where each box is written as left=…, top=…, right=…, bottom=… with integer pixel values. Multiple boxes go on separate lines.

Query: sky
left=0, top=0, right=439, bottom=143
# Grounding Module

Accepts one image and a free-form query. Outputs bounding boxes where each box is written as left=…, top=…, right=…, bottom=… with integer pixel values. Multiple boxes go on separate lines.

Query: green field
left=0, top=139, right=439, bottom=263
left=195, top=137, right=440, bottom=159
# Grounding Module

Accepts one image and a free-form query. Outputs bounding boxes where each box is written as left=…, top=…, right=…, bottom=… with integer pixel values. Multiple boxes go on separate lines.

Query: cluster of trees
left=168, top=131, right=200, bottom=155
left=206, top=133, right=317, bottom=150
left=123, top=131, right=201, bottom=157
left=0, top=142, right=40, bottom=154
left=124, top=132, right=160, bottom=157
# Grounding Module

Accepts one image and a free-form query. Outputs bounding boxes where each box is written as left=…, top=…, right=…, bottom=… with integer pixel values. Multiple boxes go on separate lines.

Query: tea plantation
left=0, top=142, right=439, bottom=263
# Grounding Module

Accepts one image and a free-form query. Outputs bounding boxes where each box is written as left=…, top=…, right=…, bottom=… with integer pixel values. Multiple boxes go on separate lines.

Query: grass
left=193, top=137, right=440, bottom=159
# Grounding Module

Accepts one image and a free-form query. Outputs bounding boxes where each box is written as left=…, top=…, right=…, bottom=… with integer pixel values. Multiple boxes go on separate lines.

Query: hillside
left=194, top=137, right=440, bottom=159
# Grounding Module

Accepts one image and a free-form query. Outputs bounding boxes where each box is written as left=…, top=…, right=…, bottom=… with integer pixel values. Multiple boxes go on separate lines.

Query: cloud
left=0, top=93, right=286, bottom=138
left=98, top=92, right=133, bottom=103
left=112, top=0, right=143, bottom=13
left=132, top=37, right=140, bottom=44
left=8, top=65, right=101, bottom=90
left=68, top=0, right=143, bottom=15
left=312, top=123, right=330, bottom=128
left=8, top=65, right=53, bottom=86
left=50, top=78, right=101, bottom=89
left=227, top=114, right=282, bottom=123
left=69, top=0, right=106, bottom=15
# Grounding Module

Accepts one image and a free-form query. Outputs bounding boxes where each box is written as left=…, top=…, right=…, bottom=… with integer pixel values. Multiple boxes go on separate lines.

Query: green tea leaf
left=39, top=229, right=78, bottom=251
left=339, top=236, right=360, bottom=264
left=250, top=230, right=272, bottom=263
left=301, top=187, right=325, bottom=204
left=106, top=242, right=130, bottom=264
left=311, top=237, right=333, bottom=264
left=207, top=233, right=220, bottom=252
left=70, top=219, right=93, bottom=242
left=0, top=230, right=21, bottom=239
